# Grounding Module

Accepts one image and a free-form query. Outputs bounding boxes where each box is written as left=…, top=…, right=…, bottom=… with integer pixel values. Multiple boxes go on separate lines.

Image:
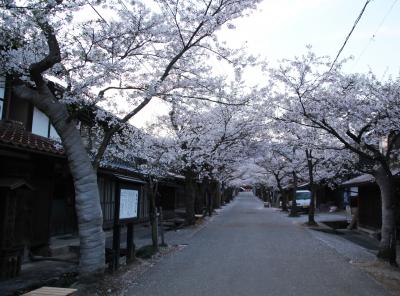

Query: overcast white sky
left=131, top=0, right=400, bottom=128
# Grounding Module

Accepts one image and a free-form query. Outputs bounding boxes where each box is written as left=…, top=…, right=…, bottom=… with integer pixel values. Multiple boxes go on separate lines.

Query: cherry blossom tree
left=262, top=116, right=354, bottom=224
left=254, top=143, right=292, bottom=211
left=148, top=96, right=256, bottom=223
left=0, top=0, right=262, bottom=276
left=268, top=49, right=400, bottom=265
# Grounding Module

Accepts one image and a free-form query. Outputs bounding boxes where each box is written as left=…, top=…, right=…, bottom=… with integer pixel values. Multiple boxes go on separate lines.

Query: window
left=49, top=124, right=59, bottom=140
left=31, top=107, right=61, bottom=141
left=0, top=76, right=5, bottom=119
left=295, top=190, right=311, bottom=200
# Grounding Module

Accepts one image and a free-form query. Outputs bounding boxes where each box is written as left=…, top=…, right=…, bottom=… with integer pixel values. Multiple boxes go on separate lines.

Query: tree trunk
left=274, top=174, right=287, bottom=211
left=14, top=85, right=106, bottom=277
left=308, top=185, right=317, bottom=225
left=306, top=149, right=317, bottom=225
left=184, top=171, right=196, bottom=225
left=225, top=187, right=233, bottom=203
left=207, top=188, right=213, bottom=216
left=220, top=182, right=226, bottom=205
left=289, top=172, right=298, bottom=217
left=211, top=180, right=217, bottom=209
left=194, top=182, right=203, bottom=214
left=213, top=180, right=221, bottom=209
left=374, top=165, right=398, bottom=266
left=280, top=191, right=288, bottom=211
left=148, top=177, right=159, bottom=252
left=203, top=177, right=213, bottom=216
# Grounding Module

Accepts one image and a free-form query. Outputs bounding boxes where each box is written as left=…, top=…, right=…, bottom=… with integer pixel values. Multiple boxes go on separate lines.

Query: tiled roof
left=0, top=121, right=64, bottom=155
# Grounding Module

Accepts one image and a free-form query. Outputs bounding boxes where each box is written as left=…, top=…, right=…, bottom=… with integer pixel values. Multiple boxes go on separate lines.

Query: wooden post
left=159, top=207, right=166, bottom=246
left=112, top=223, right=120, bottom=272
left=112, top=183, right=121, bottom=272
left=126, top=223, right=135, bottom=263
left=155, top=210, right=159, bottom=242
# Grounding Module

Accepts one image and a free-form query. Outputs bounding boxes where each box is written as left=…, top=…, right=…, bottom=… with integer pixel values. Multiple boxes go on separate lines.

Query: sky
left=129, top=0, right=400, bottom=127
left=222, top=0, right=400, bottom=76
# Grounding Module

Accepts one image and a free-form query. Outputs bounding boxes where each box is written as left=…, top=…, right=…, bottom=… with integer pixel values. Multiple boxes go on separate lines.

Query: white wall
left=31, top=107, right=60, bottom=141
left=32, top=107, right=49, bottom=137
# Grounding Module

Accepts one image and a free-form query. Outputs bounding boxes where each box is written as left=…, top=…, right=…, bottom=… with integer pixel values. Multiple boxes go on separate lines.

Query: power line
left=329, top=0, right=372, bottom=72
left=352, top=0, right=398, bottom=69
left=86, top=0, right=109, bottom=26
left=118, top=0, right=130, bottom=12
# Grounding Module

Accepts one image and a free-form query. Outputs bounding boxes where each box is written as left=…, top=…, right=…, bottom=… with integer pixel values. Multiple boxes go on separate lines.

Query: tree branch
left=29, top=11, right=61, bottom=86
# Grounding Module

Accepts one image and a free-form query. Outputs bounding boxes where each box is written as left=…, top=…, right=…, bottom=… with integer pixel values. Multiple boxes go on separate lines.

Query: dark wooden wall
left=157, top=185, right=176, bottom=211
left=0, top=151, right=58, bottom=254
left=359, top=184, right=382, bottom=230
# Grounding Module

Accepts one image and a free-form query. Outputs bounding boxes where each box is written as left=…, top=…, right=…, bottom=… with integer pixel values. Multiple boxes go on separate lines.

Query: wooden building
left=0, top=76, right=212, bottom=279
left=157, top=174, right=186, bottom=220
left=341, top=174, right=382, bottom=231
left=0, top=78, right=152, bottom=278
left=0, top=119, right=66, bottom=278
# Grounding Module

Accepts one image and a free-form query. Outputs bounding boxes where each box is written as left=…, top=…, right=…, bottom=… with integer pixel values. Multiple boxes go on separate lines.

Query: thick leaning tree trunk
left=374, top=165, right=398, bottom=266
left=15, top=84, right=105, bottom=277
left=184, top=171, right=196, bottom=225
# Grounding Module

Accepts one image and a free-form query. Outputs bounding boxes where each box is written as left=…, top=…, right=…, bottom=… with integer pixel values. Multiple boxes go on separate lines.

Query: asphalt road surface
left=127, top=192, right=389, bottom=296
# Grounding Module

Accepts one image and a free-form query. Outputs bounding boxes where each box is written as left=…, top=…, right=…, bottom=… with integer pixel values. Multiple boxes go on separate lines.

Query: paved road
left=127, top=192, right=389, bottom=296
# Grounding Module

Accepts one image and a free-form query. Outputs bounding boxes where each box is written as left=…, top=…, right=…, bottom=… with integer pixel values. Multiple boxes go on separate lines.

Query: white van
left=294, top=190, right=312, bottom=211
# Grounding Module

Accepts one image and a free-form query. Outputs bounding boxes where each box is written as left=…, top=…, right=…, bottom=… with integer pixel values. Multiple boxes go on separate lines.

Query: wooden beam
left=22, top=287, right=77, bottom=296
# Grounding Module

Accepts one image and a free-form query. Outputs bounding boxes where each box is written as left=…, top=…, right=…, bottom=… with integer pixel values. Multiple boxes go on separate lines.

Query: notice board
left=119, top=189, right=139, bottom=220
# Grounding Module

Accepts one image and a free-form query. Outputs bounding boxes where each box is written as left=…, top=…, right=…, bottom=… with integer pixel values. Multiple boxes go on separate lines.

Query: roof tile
left=0, top=121, right=64, bottom=155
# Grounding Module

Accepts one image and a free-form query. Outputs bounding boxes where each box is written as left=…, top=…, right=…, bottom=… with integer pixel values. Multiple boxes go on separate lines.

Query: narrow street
left=127, top=192, right=389, bottom=296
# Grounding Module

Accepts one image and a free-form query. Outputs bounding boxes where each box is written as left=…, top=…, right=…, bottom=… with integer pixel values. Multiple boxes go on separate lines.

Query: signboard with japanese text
left=119, top=189, right=139, bottom=220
